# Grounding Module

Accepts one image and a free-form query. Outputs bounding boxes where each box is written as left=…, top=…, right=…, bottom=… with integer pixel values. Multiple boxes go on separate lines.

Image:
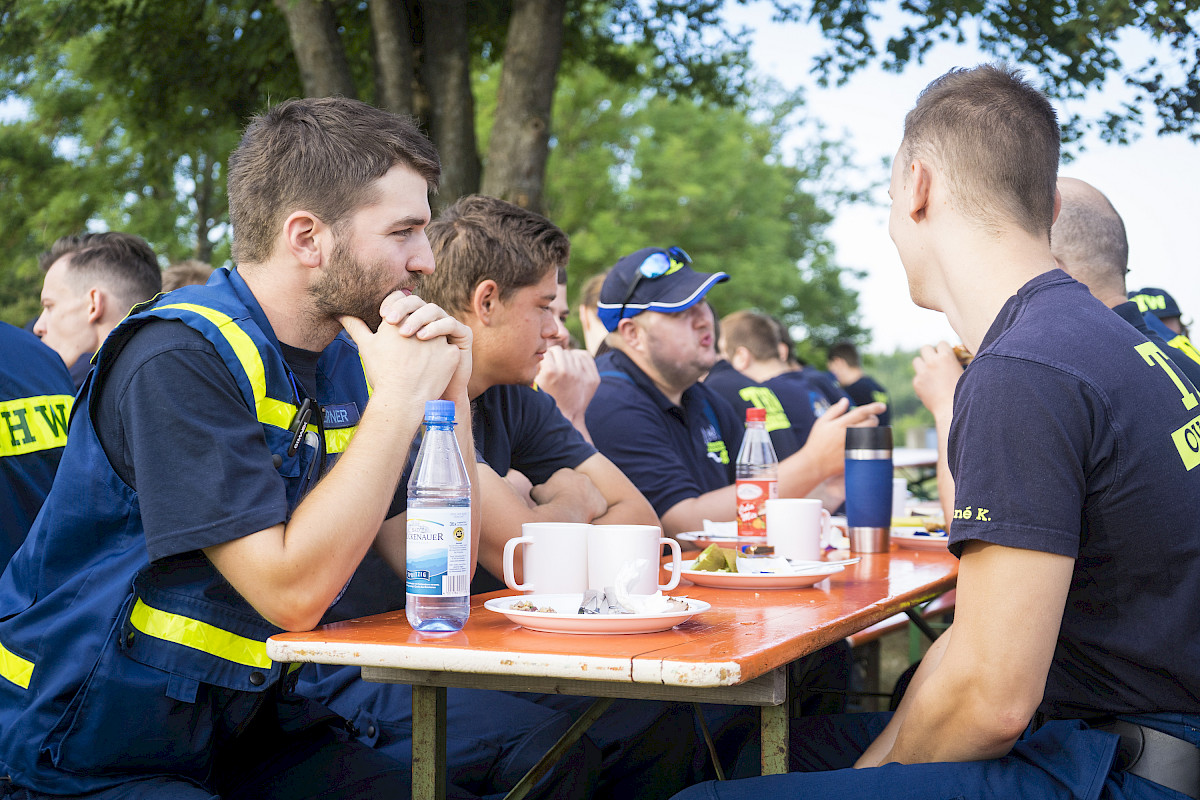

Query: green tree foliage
left=803, top=0, right=1200, bottom=144
left=541, top=62, right=868, bottom=351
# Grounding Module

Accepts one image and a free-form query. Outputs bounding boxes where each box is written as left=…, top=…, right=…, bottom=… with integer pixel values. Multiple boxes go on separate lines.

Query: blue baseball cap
left=1128, top=287, right=1183, bottom=319
left=596, top=246, right=729, bottom=332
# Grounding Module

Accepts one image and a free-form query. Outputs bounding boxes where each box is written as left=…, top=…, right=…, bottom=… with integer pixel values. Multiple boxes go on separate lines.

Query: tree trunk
left=193, top=151, right=215, bottom=263
left=369, top=0, right=415, bottom=115
left=421, top=0, right=481, bottom=207
left=479, top=0, right=565, bottom=214
left=274, top=0, right=357, bottom=98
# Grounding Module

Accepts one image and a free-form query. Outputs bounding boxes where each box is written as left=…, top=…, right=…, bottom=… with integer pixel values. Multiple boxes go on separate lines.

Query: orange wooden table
left=267, top=545, right=958, bottom=799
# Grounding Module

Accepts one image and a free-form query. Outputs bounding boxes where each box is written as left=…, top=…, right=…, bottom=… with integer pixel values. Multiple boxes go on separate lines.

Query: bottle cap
left=424, top=399, right=455, bottom=424
left=845, top=426, right=892, bottom=452
left=745, top=407, right=766, bottom=423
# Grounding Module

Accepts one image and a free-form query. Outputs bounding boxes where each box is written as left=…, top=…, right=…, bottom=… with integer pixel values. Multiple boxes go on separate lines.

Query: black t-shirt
left=94, top=319, right=410, bottom=621
left=841, top=375, right=891, bottom=426
left=703, top=360, right=806, bottom=458
left=94, top=319, right=288, bottom=562
left=948, top=270, right=1200, bottom=717
left=469, top=383, right=598, bottom=593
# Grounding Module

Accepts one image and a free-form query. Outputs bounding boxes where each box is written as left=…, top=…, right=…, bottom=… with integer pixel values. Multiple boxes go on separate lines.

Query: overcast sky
left=729, top=5, right=1200, bottom=353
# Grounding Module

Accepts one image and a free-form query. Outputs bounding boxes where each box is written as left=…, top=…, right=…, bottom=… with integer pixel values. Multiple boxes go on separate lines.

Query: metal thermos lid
left=845, top=426, right=892, bottom=452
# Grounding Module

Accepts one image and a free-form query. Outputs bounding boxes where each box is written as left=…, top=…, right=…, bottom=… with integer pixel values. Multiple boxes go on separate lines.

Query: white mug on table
left=502, top=522, right=590, bottom=594
left=765, top=498, right=831, bottom=561
left=587, top=524, right=682, bottom=594
left=892, top=477, right=909, bottom=519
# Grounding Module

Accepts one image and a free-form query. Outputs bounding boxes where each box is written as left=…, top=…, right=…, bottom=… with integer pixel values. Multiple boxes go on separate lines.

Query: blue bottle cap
left=424, top=399, right=455, bottom=424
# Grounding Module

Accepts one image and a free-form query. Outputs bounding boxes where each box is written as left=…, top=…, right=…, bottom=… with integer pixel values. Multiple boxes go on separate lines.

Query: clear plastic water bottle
left=406, top=400, right=471, bottom=632
left=735, top=407, right=779, bottom=538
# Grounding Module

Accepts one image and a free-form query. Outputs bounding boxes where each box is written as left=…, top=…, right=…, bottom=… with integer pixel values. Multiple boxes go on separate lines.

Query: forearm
left=659, top=485, right=736, bottom=537
left=880, top=662, right=1025, bottom=764
left=931, top=410, right=955, bottom=526
left=779, top=446, right=833, bottom=498
left=210, top=394, right=424, bottom=630
left=855, top=626, right=953, bottom=768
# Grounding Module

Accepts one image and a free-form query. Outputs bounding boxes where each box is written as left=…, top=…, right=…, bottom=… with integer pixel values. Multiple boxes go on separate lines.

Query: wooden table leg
left=760, top=701, right=789, bottom=775
left=412, top=684, right=447, bottom=800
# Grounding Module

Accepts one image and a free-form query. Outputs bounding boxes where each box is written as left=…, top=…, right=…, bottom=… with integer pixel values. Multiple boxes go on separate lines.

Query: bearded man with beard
left=0, top=97, right=480, bottom=799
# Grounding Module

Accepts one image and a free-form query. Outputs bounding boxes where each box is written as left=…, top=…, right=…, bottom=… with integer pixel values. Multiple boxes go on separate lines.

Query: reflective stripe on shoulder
left=130, top=597, right=273, bottom=670
left=158, top=303, right=361, bottom=454
left=157, top=303, right=294, bottom=431
left=0, top=394, right=74, bottom=457
left=0, top=639, right=34, bottom=689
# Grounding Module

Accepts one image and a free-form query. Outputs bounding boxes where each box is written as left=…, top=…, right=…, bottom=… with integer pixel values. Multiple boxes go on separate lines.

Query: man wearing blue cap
left=587, top=247, right=882, bottom=778
left=587, top=246, right=883, bottom=538
left=1130, top=286, right=1200, bottom=369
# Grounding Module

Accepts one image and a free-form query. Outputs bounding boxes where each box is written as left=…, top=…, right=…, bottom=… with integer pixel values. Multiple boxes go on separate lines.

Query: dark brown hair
left=40, top=232, right=161, bottom=309
left=228, top=96, right=441, bottom=264
left=422, top=195, right=570, bottom=316
left=902, top=64, right=1060, bottom=239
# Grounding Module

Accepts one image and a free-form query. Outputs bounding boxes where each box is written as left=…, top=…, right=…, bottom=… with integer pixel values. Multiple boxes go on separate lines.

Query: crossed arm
left=856, top=540, right=1074, bottom=766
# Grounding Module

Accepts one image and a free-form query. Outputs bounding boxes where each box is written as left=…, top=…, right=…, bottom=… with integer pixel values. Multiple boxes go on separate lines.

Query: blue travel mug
left=845, top=426, right=893, bottom=552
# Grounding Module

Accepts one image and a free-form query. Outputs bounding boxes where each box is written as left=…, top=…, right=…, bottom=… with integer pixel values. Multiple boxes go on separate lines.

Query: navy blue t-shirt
left=471, top=384, right=597, bottom=484
left=947, top=270, right=1200, bottom=718
left=93, top=319, right=411, bottom=622
left=587, top=350, right=742, bottom=519
left=841, top=374, right=891, bottom=426
left=704, top=359, right=809, bottom=457
left=1112, top=300, right=1200, bottom=391
left=469, top=383, right=597, bottom=594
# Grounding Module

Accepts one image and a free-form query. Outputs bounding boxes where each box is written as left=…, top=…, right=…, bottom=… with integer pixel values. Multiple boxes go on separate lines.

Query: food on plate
left=510, top=599, right=557, bottom=613
left=692, top=544, right=738, bottom=572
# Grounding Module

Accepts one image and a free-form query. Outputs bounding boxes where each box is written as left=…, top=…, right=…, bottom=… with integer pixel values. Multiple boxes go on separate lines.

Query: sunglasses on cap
left=617, top=246, right=692, bottom=322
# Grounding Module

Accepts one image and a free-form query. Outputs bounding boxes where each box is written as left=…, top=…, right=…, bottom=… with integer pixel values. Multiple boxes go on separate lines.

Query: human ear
left=282, top=211, right=325, bottom=269
left=909, top=160, right=932, bottom=223
left=473, top=280, right=500, bottom=323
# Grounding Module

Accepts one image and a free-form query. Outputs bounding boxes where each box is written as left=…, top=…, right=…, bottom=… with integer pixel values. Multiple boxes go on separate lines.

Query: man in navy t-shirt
left=827, top=341, right=892, bottom=427
left=306, top=194, right=694, bottom=800
left=588, top=250, right=881, bottom=537
left=705, top=309, right=818, bottom=458
left=676, top=64, right=1200, bottom=800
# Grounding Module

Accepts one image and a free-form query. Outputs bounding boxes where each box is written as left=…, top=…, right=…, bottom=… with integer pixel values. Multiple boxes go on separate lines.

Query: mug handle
left=818, top=509, right=833, bottom=550
left=659, top=538, right=682, bottom=590
left=502, top=536, right=533, bottom=591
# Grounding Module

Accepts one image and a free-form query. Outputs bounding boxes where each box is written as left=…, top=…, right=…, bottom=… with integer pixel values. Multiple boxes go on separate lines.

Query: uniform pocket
left=45, top=593, right=219, bottom=777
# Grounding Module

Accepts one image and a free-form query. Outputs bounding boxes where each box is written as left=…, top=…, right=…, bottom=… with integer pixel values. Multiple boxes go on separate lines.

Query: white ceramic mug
left=502, top=522, right=590, bottom=594
left=587, top=524, right=681, bottom=594
left=892, top=477, right=909, bottom=520
left=765, top=498, right=832, bottom=561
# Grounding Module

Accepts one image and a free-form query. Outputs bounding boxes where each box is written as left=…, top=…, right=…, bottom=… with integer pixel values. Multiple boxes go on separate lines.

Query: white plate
left=670, top=559, right=844, bottom=589
left=677, top=531, right=765, bottom=546
left=483, top=594, right=710, bottom=634
left=891, top=527, right=951, bottom=551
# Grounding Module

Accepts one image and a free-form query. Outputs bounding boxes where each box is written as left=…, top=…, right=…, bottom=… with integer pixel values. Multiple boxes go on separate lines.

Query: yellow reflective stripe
left=158, top=303, right=366, bottom=455
left=0, top=639, right=34, bottom=689
left=318, top=425, right=356, bottom=454
left=0, top=394, right=73, bottom=457
left=157, top=303, right=297, bottom=431
left=130, top=598, right=273, bottom=670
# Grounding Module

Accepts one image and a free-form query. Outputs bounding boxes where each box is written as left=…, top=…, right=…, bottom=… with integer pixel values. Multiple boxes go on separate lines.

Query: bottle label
left=406, top=507, right=471, bottom=596
left=736, top=479, right=778, bottom=537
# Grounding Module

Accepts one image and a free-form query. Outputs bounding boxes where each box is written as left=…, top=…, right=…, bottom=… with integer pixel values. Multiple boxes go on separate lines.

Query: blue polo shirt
left=587, top=350, right=743, bottom=518
left=704, top=360, right=811, bottom=457
left=470, top=383, right=597, bottom=593
left=948, top=270, right=1200, bottom=718
left=1112, top=300, right=1200, bottom=390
